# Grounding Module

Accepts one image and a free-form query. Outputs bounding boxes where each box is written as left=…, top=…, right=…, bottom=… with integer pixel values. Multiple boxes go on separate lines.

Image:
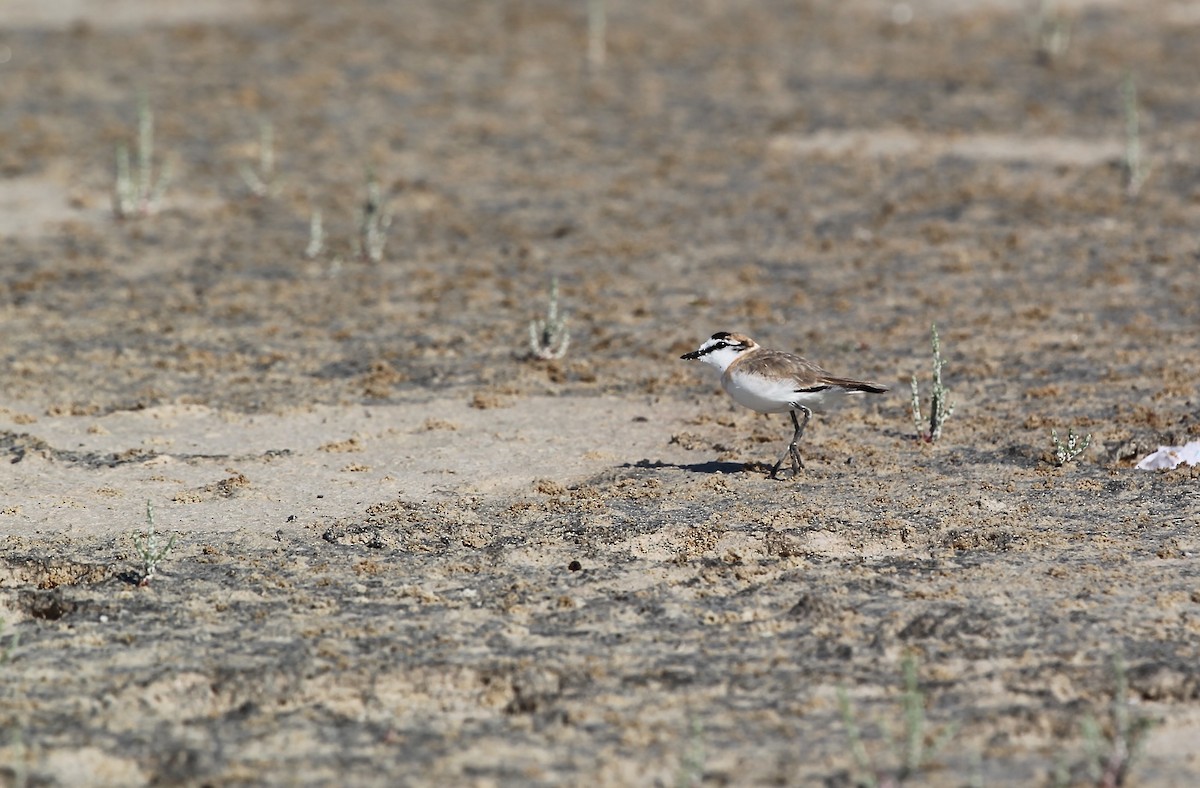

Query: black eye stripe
left=695, top=340, right=736, bottom=356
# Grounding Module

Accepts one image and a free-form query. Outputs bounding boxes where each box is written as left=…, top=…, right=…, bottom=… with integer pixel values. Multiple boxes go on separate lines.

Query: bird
left=680, top=331, right=888, bottom=479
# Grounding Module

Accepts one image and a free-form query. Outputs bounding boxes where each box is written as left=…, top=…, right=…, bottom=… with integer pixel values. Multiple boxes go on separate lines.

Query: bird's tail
left=825, top=377, right=889, bottom=394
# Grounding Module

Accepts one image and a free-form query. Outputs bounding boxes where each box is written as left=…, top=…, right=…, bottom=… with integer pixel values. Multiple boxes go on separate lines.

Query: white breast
left=722, top=369, right=847, bottom=414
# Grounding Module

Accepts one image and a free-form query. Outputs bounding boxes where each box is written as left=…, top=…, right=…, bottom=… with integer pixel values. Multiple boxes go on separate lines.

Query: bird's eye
left=714, top=342, right=728, bottom=348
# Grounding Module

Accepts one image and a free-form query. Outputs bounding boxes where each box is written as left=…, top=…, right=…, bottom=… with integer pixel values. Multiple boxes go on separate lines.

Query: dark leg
left=769, top=407, right=812, bottom=480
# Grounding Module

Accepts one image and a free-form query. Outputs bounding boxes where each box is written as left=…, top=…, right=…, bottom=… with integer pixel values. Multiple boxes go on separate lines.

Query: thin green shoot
left=588, top=0, right=607, bottom=71
left=837, top=654, right=958, bottom=786
left=0, top=619, right=16, bottom=665
left=359, top=171, right=392, bottom=263
left=911, top=324, right=954, bottom=442
left=1080, top=656, right=1155, bottom=787
left=1123, top=72, right=1147, bottom=198
left=1030, top=0, right=1071, bottom=65
left=238, top=118, right=276, bottom=198
left=674, top=717, right=705, bottom=788
left=305, top=209, right=324, bottom=260
left=529, top=276, right=570, bottom=360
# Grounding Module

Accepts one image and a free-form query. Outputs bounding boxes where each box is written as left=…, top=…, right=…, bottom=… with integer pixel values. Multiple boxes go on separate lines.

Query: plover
left=681, top=331, right=888, bottom=479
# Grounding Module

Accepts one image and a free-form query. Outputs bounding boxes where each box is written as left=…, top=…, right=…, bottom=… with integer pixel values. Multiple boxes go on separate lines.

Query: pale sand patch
left=37, top=747, right=147, bottom=788
left=4, top=0, right=281, bottom=30
left=1142, top=707, right=1200, bottom=763
left=0, top=395, right=703, bottom=538
left=0, top=167, right=228, bottom=238
left=769, top=129, right=1123, bottom=167
left=866, top=0, right=1129, bottom=16
left=0, top=0, right=1129, bottom=34
left=0, top=174, right=107, bottom=238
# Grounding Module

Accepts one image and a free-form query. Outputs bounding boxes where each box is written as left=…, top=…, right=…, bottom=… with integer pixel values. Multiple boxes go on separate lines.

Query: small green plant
left=1052, top=427, right=1091, bottom=466
left=305, top=209, right=325, bottom=259
left=1057, top=656, right=1155, bottom=787
left=1122, top=71, right=1147, bottom=198
left=113, top=93, right=171, bottom=219
left=587, top=0, right=607, bottom=71
left=132, top=500, right=176, bottom=587
left=837, top=655, right=959, bottom=787
left=910, top=324, right=953, bottom=442
left=238, top=118, right=276, bottom=198
left=358, top=171, right=392, bottom=263
left=1030, top=0, right=1071, bottom=65
left=528, top=276, right=570, bottom=360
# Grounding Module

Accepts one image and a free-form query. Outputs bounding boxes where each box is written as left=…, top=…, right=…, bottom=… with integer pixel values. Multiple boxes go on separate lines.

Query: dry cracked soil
left=2, top=0, right=1200, bottom=786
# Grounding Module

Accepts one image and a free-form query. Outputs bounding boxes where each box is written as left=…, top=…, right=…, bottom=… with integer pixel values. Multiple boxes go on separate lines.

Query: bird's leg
left=770, top=407, right=812, bottom=480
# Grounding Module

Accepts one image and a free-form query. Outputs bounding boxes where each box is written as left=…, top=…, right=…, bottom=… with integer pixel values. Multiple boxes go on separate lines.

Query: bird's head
left=680, top=332, right=756, bottom=371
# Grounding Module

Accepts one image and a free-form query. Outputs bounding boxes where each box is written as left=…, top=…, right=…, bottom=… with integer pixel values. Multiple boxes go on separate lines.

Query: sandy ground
left=2, top=0, right=1200, bottom=785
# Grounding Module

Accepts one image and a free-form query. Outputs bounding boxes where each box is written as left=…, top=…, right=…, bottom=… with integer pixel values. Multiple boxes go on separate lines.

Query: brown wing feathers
left=735, top=350, right=888, bottom=394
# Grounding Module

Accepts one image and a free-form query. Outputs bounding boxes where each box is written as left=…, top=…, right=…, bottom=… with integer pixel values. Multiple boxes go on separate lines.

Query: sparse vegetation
left=1051, top=427, right=1091, bottom=466
left=837, top=655, right=959, bottom=787
left=113, top=93, right=171, bottom=219
left=132, top=500, right=176, bottom=587
left=910, top=324, right=953, bottom=442
left=528, top=276, right=570, bottom=360
left=359, top=171, right=392, bottom=263
left=238, top=118, right=276, bottom=198
left=6, top=4, right=1198, bottom=785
